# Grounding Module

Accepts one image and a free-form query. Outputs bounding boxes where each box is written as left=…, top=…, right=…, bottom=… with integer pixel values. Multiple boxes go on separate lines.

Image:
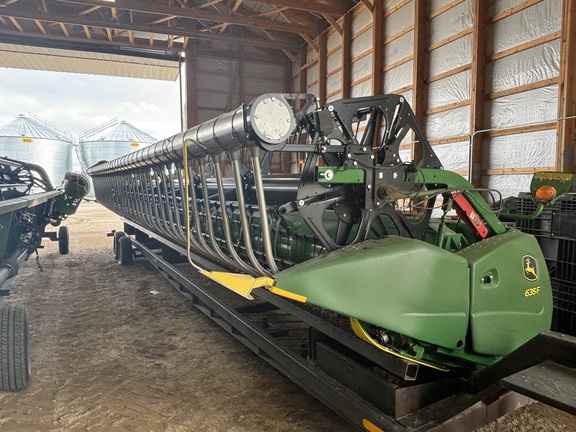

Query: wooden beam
left=2, top=9, right=300, bottom=50
left=238, top=0, right=350, bottom=15
left=34, top=19, right=46, bottom=34
left=557, top=0, right=576, bottom=172
left=239, top=35, right=245, bottom=103
left=185, top=41, right=198, bottom=129
left=469, top=0, right=488, bottom=186
left=318, top=31, right=327, bottom=104
left=300, top=33, right=319, bottom=52
left=360, top=0, right=374, bottom=13
left=8, top=16, right=23, bottom=31
left=59, top=22, right=69, bottom=36
left=55, top=0, right=323, bottom=36
left=78, top=5, right=101, bottom=16
left=371, top=0, right=383, bottom=95
left=341, top=11, right=352, bottom=98
left=322, top=13, right=342, bottom=35
left=411, top=0, right=427, bottom=162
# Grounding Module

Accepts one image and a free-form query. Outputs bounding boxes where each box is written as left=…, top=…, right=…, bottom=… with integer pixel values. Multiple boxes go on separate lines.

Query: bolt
left=370, top=155, right=375, bottom=160
left=343, top=213, right=347, bottom=218
left=347, top=153, right=352, bottom=158
left=353, top=161, right=358, bottom=166
left=362, top=147, right=367, bottom=152
left=298, top=199, right=305, bottom=206
left=367, top=184, right=371, bottom=190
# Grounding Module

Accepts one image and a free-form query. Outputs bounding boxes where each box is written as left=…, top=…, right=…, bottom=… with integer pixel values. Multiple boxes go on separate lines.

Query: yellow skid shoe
left=199, top=270, right=306, bottom=303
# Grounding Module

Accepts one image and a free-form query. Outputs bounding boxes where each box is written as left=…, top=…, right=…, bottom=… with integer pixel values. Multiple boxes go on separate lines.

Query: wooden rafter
left=250, top=0, right=350, bottom=15
left=2, top=8, right=301, bottom=50
left=34, top=19, right=47, bottom=33
left=360, top=0, right=373, bottom=13
left=78, top=5, right=100, bottom=15
left=59, top=21, right=69, bottom=36
left=322, top=12, right=342, bottom=35
left=8, top=15, right=23, bottom=31
left=53, top=0, right=323, bottom=36
left=219, top=0, right=243, bottom=33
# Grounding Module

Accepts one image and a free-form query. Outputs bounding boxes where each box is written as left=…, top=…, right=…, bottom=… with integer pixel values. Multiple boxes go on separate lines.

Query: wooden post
left=557, top=0, right=576, bottom=173
left=239, top=39, right=245, bottom=104
left=318, top=32, right=328, bottom=104
left=371, top=0, right=383, bottom=95
left=342, top=12, right=352, bottom=99
left=184, top=41, right=198, bottom=129
left=412, top=0, right=427, bottom=162
left=469, top=0, right=488, bottom=186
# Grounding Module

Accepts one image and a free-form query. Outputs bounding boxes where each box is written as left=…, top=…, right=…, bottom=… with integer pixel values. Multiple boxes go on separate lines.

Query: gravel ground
left=0, top=202, right=574, bottom=431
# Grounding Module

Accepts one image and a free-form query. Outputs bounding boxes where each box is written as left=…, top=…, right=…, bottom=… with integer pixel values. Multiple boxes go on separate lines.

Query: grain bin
left=79, top=119, right=157, bottom=196
left=79, top=118, right=157, bottom=169
left=0, top=114, right=73, bottom=187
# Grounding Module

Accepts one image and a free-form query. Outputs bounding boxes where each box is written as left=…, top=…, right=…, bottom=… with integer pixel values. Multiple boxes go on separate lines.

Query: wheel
left=113, top=231, right=125, bottom=259
left=0, top=303, right=30, bottom=391
left=58, top=225, right=69, bottom=255
left=118, top=235, right=133, bottom=266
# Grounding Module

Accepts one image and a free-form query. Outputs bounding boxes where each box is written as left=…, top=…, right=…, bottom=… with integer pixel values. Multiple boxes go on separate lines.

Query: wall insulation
left=293, top=0, right=569, bottom=199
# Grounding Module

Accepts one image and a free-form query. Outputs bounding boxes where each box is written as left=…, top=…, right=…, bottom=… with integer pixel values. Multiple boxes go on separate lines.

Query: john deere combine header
left=0, top=156, right=88, bottom=391
left=89, top=94, right=576, bottom=430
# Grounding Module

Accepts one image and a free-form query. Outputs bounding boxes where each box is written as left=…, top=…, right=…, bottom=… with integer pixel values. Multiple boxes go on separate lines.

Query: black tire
left=0, top=303, right=30, bottom=392
left=58, top=225, right=69, bottom=255
left=118, top=235, right=133, bottom=266
left=113, top=231, right=125, bottom=259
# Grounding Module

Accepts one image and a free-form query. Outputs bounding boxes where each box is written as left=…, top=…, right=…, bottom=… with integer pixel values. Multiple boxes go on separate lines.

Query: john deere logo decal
left=523, top=255, right=538, bottom=281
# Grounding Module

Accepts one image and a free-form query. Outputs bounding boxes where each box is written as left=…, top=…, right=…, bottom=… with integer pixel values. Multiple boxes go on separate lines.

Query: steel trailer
left=89, top=94, right=576, bottom=430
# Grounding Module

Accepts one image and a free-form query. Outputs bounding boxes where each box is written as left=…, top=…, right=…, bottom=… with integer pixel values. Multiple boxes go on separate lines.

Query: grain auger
left=88, top=93, right=573, bottom=371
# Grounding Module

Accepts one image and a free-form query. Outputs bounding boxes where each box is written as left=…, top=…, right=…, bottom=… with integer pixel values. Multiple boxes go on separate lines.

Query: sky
left=0, top=67, right=182, bottom=141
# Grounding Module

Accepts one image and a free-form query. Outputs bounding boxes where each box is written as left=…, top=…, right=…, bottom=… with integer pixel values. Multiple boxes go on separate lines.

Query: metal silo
left=79, top=119, right=157, bottom=195
left=0, top=114, right=73, bottom=187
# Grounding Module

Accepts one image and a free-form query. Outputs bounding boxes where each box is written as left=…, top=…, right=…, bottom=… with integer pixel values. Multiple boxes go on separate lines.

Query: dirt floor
left=0, top=202, right=575, bottom=431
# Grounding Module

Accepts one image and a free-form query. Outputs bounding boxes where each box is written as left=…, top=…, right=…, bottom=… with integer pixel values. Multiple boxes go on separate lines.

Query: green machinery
left=0, top=156, right=89, bottom=391
left=88, top=94, right=576, bottom=429
left=89, top=94, right=573, bottom=371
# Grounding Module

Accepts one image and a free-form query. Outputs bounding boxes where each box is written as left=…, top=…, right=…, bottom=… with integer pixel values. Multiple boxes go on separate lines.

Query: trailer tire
left=58, top=226, right=69, bottom=255
left=0, top=303, right=30, bottom=392
left=113, top=231, right=125, bottom=259
left=118, top=236, right=133, bottom=266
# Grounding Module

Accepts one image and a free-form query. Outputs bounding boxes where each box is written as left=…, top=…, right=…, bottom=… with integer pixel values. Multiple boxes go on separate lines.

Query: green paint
left=456, top=229, right=552, bottom=356
left=315, top=166, right=365, bottom=184
left=275, top=236, right=471, bottom=350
